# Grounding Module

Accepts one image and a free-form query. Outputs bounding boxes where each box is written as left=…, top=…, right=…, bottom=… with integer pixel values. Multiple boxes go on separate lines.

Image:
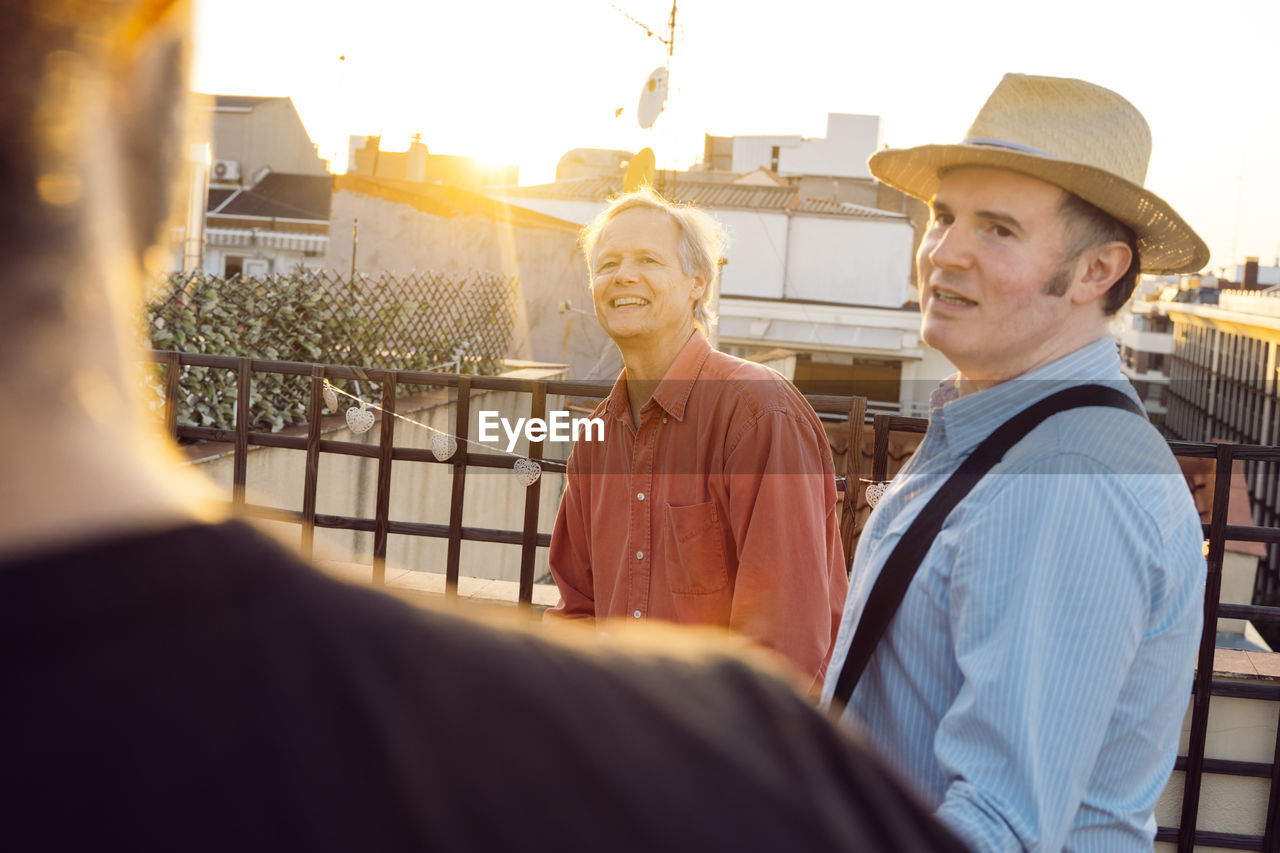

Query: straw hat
left=868, top=74, right=1209, bottom=274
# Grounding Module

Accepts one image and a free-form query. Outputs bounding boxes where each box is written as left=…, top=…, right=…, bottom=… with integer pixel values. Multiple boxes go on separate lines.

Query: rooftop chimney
left=1244, top=256, right=1259, bottom=289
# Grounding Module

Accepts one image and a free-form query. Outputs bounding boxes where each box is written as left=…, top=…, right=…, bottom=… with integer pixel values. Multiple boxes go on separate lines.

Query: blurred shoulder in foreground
left=1, top=519, right=963, bottom=850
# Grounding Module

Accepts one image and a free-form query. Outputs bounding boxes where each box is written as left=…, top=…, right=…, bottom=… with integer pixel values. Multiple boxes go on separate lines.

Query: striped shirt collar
left=928, top=336, right=1138, bottom=457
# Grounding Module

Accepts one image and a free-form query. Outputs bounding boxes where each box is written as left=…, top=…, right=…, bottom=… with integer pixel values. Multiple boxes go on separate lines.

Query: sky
left=193, top=0, right=1280, bottom=273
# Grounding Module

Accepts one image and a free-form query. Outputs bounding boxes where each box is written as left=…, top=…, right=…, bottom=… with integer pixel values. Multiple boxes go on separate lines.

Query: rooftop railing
left=151, top=350, right=1280, bottom=852
left=1218, top=288, right=1280, bottom=319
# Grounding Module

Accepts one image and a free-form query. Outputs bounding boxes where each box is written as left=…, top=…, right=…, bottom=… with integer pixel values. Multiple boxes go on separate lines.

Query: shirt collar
left=930, top=336, right=1137, bottom=456
left=603, top=332, right=712, bottom=425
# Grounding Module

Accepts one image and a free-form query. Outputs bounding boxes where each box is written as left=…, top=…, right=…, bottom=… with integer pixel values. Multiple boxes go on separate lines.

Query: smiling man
left=547, top=189, right=848, bottom=687
left=821, top=74, right=1209, bottom=850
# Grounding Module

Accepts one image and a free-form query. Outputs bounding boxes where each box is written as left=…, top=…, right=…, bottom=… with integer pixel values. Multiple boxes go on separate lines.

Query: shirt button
left=662, top=417, right=668, bottom=424
left=636, top=492, right=645, bottom=501
left=636, top=551, right=644, bottom=560
left=633, top=610, right=642, bottom=619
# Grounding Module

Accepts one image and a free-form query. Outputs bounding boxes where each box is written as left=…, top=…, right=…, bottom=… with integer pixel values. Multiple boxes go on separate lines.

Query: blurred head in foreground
left=0, top=0, right=212, bottom=558
left=0, top=4, right=964, bottom=851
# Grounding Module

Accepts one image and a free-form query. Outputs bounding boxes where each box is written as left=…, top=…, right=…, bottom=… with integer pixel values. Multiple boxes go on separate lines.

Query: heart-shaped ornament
left=864, top=481, right=888, bottom=508
left=513, top=458, right=541, bottom=487
left=323, top=383, right=339, bottom=412
left=430, top=432, right=457, bottom=461
left=346, top=405, right=375, bottom=435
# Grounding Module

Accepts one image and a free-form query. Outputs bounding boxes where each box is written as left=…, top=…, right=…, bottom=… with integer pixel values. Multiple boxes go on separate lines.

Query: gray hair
left=580, top=187, right=725, bottom=333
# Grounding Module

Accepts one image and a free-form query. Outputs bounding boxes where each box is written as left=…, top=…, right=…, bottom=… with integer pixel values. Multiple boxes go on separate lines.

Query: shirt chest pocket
left=661, top=500, right=729, bottom=595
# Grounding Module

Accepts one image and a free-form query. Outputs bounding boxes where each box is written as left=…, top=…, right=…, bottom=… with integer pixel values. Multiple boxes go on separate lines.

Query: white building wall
left=1120, top=326, right=1175, bottom=355
left=482, top=195, right=602, bottom=228
left=777, top=114, right=881, bottom=179
left=731, top=114, right=882, bottom=179
left=731, top=135, right=802, bottom=174
left=786, top=216, right=914, bottom=306
left=714, top=210, right=787, bottom=299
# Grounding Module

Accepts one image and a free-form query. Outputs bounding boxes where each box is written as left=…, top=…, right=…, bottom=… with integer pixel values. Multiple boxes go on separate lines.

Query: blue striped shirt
left=821, top=337, right=1205, bottom=851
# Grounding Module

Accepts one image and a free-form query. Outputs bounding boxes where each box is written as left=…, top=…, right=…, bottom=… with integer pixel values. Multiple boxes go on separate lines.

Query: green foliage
left=146, top=269, right=518, bottom=432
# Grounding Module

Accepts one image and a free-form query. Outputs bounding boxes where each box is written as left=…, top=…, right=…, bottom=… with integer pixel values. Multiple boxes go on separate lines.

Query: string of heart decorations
left=322, top=380, right=542, bottom=487
left=323, top=379, right=887, bottom=501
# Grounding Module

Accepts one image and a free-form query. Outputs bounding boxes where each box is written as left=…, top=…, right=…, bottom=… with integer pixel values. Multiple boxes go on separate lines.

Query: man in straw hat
left=0, top=2, right=967, bottom=850
left=821, top=74, right=1206, bottom=850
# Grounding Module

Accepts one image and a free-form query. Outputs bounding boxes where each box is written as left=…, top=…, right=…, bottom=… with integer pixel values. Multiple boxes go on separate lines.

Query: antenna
left=614, top=2, right=679, bottom=193
left=665, top=0, right=677, bottom=60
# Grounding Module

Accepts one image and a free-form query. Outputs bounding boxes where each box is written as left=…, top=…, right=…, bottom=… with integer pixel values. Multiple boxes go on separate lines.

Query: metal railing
left=153, top=350, right=1280, bottom=850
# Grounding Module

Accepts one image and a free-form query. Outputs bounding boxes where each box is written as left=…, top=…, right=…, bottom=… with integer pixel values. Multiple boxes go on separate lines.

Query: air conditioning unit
left=211, top=159, right=240, bottom=182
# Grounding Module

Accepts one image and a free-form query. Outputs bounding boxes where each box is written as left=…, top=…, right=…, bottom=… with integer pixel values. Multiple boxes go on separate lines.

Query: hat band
left=962, top=136, right=1055, bottom=158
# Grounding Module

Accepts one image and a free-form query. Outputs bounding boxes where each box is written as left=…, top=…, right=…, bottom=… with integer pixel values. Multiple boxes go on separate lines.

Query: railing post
left=1264, top=706, right=1280, bottom=853
left=300, top=365, right=325, bottom=559
left=233, top=357, right=251, bottom=508
left=517, top=382, right=548, bottom=608
left=372, top=371, right=397, bottom=586
left=445, top=376, right=471, bottom=597
left=162, top=351, right=181, bottom=440
left=838, top=396, right=868, bottom=574
left=871, top=413, right=892, bottom=483
left=1178, top=441, right=1234, bottom=851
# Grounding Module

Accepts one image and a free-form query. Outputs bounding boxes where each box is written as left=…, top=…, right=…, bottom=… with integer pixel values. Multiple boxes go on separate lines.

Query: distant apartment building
left=175, top=95, right=333, bottom=276
left=1163, top=286, right=1280, bottom=604
left=1113, top=274, right=1221, bottom=429
left=1117, top=302, right=1175, bottom=426
left=192, top=94, right=330, bottom=182
left=203, top=172, right=331, bottom=277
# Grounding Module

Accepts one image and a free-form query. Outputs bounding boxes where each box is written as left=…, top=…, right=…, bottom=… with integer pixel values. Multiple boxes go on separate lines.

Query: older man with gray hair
left=547, top=188, right=848, bottom=687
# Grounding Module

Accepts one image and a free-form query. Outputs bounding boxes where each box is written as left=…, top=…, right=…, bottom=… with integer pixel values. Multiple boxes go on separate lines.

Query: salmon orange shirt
left=547, top=334, right=848, bottom=686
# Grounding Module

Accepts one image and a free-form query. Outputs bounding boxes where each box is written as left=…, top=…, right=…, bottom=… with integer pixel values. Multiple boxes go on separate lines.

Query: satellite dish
left=636, top=67, right=669, bottom=129
left=624, top=148, right=657, bottom=191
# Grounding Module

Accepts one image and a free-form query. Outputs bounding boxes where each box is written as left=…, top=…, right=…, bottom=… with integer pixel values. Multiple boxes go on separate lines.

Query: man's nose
left=615, top=258, right=640, bottom=282
left=924, top=225, right=971, bottom=270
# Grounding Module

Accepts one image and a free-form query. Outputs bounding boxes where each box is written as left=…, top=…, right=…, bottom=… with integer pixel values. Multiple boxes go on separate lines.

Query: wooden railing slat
left=446, top=376, right=471, bottom=596
left=232, top=357, right=251, bottom=507
left=372, top=372, right=397, bottom=586
left=517, top=383, right=548, bottom=607
left=300, top=365, right=325, bottom=558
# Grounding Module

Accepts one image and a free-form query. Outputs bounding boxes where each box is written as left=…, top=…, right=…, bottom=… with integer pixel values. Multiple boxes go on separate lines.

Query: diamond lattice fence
left=145, top=269, right=519, bottom=432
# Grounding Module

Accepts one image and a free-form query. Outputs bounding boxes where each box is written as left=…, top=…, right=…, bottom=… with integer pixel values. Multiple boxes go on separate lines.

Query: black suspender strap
left=828, top=384, right=1144, bottom=716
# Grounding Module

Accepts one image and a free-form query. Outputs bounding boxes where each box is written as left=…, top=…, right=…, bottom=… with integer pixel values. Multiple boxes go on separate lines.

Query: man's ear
left=113, top=21, right=189, bottom=261
left=1071, top=241, right=1132, bottom=306
left=690, top=274, right=707, bottom=302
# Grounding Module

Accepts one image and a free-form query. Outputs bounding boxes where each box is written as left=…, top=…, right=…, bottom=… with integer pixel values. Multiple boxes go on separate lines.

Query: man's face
left=591, top=207, right=704, bottom=355
left=917, top=166, right=1085, bottom=385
